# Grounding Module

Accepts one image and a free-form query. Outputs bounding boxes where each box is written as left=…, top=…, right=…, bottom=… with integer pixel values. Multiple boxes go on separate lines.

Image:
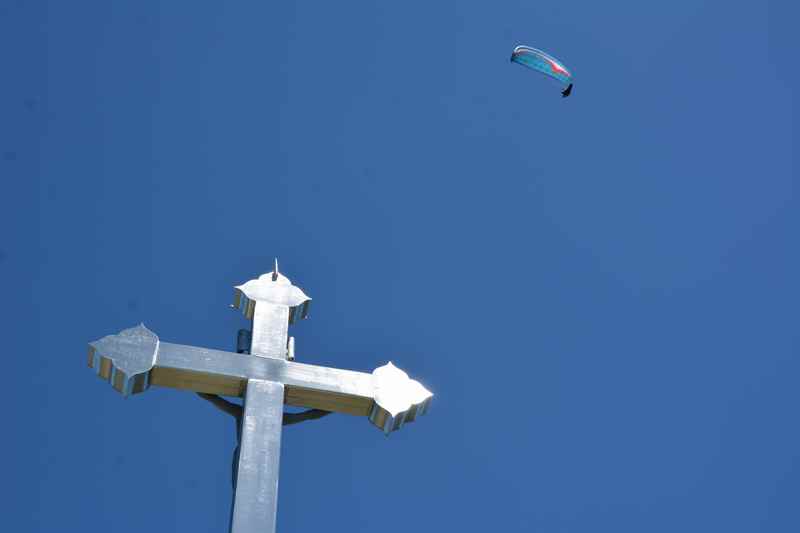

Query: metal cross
left=87, top=264, right=432, bottom=533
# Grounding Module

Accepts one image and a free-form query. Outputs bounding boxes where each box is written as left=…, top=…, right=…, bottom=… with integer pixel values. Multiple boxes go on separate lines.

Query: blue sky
left=3, top=1, right=798, bottom=531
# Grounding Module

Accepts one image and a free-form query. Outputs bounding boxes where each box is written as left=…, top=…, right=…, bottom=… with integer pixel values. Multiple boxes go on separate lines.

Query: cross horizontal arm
left=152, top=341, right=375, bottom=415
left=88, top=325, right=432, bottom=432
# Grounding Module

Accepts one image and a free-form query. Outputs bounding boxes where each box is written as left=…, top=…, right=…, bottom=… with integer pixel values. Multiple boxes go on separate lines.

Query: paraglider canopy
left=510, top=45, right=573, bottom=96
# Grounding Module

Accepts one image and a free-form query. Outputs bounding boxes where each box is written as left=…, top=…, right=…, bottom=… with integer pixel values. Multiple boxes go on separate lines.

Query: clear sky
left=3, top=1, right=798, bottom=532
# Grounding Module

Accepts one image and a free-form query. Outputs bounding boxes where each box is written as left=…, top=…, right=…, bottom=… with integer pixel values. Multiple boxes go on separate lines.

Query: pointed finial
left=272, top=258, right=279, bottom=281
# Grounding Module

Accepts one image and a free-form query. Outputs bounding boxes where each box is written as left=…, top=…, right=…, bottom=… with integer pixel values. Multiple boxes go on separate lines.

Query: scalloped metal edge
left=87, top=324, right=159, bottom=397
left=368, top=362, right=433, bottom=434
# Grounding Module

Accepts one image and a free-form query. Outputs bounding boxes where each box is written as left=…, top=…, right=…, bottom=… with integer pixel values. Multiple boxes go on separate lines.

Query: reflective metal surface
left=88, top=324, right=158, bottom=397
left=87, top=267, right=433, bottom=533
left=233, top=270, right=310, bottom=360
left=89, top=325, right=431, bottom=424
left=231, top=380, right=284, bottom=533
left=369, top=362, right=433, bottom=434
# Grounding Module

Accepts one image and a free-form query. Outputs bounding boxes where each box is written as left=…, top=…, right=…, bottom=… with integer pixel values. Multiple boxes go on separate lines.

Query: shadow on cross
left=197, top=392, right=331, bottom=533
left=196, top=392, right=330, bottom=488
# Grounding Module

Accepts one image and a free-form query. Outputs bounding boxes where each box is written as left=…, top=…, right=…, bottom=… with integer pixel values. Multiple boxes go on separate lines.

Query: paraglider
left=510, top=45, right=573, bottom=97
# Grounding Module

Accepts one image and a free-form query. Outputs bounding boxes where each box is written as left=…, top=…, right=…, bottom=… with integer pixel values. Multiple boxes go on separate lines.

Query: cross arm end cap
left=234, top=271, right=311, bottom=310
left=88, top=324, right=159, bottom=397
left=369, top=362, right=433, bottom=435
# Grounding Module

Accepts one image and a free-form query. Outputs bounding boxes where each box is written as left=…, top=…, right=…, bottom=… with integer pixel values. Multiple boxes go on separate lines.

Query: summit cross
left=87, top=264, right=432, bottom=533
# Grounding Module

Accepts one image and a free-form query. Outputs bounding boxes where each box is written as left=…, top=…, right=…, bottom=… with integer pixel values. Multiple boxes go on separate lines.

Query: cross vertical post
left=232, top=379, right=284, bottom=532
left=229, top=264, right=310, bottom=533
